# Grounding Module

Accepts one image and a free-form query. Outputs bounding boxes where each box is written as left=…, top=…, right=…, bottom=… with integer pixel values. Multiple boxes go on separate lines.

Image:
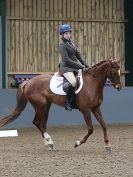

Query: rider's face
left=63, top=31, right=71, bottom=40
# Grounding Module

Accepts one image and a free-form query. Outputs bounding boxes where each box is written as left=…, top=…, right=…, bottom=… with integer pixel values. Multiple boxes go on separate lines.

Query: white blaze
left=118, top=69, right=120, bottom=76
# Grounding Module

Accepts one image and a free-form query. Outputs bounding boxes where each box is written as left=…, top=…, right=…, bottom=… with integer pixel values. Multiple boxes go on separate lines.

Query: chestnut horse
left=0, top=59, right=122, bottom=151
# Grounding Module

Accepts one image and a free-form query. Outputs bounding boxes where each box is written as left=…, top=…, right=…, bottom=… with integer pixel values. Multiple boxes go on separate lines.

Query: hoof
left=48, top=144, right=56, bottom=151
left=74, top=140, right=80, bottom=148
left=74, top=143, right=78, bottom=148
left=105, top=144, right=112, bottom=151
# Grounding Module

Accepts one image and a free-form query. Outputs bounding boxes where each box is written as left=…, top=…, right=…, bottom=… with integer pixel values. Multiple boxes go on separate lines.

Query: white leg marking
left=44, top=132, right=56, bottom=151
left=75, top=140, right=81, bottom=147
left=105, top=143, right=112, bottom=151
left=44, top=132, right=53, bottom=144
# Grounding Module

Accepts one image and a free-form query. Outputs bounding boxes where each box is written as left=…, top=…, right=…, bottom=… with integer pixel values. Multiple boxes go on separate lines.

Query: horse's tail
left=0, top=83, right=28, bottom=127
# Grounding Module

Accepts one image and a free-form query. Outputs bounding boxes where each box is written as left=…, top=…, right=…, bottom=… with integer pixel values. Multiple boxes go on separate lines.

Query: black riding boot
left=65, top=85, right=75, bottom=111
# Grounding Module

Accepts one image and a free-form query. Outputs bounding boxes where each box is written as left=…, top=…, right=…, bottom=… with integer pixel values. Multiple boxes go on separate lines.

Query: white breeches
left=63, top=72, right=77, bottom=87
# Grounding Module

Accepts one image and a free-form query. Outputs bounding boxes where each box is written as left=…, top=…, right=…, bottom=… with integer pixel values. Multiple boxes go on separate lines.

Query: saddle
left=50, top=70, right=83, bottom=95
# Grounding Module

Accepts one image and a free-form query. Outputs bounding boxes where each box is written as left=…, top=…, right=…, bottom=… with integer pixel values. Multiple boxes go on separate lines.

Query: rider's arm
left=75, top=49, right=89, bottom=68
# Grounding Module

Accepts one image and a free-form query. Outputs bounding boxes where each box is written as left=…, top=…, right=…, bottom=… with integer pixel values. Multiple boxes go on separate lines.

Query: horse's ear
left=117, top=59, right=121, bottom=64
left=108, top=56, right=115, bottom=63
left=108, top=57, right=112, bottom=62
left=117, top=57, right=121, bottom=64
left=110, top=56, right=122, bottom=63
left=108, top=56, right=112, bottom=60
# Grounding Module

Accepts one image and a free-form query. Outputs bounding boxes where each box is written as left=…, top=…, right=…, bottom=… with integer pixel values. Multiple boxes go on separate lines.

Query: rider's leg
left=63, top=72, right=77, bottom=87
left=63, top=72, right=76, bottom=111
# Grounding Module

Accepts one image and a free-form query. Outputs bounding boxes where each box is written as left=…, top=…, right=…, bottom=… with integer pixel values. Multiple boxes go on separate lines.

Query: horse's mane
left=91, top=60, right=108, bottom=69
left=85, top=60, right=109, bottom=74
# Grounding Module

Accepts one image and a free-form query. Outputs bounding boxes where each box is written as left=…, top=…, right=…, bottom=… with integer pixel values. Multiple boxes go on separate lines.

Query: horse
left=0, top=59, right=122, bottom=151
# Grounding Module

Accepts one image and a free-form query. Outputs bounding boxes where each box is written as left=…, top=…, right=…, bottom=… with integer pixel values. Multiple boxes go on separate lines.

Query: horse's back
left=30, top=73, right=53, bottom=83
left=23, top=73, right=53, bottom=94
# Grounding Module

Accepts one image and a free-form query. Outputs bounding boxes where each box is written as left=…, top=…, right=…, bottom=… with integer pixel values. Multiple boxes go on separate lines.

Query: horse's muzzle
left=115, top=84, right=122, bottom=91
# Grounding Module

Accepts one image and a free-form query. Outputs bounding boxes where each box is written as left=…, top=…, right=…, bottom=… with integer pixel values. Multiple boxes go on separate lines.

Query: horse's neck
left=87, top=62, right=109, bottom=84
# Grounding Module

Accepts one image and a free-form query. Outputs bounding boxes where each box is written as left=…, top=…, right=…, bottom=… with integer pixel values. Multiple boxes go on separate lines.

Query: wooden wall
left=6, top=0, right=125, bottom=74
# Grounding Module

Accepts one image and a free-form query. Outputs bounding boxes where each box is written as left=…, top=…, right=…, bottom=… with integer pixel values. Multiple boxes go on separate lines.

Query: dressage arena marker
left=0, top=130, right=18, bottom=137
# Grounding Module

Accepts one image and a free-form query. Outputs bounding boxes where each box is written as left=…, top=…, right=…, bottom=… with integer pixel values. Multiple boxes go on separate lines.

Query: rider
left=59, top=24, right=89, bottom=111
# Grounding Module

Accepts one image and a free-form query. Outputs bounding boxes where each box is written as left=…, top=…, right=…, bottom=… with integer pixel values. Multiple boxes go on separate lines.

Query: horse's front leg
left=92, top=106, right=111, bottom=151
left=75, top=110, right=93, bottom=147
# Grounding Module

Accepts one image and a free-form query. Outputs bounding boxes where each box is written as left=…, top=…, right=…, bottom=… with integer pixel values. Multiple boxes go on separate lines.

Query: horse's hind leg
left=75, top=110, right=93, bottom=147
left=32, top=103, right=56, bottom=151
left=92, top=106, right=111, bottom=151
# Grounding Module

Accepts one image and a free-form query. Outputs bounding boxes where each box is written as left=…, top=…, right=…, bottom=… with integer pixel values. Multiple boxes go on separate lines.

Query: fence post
left=0, top=16, right=2, bottom=88
left=0, top=0, right=7, bottom=88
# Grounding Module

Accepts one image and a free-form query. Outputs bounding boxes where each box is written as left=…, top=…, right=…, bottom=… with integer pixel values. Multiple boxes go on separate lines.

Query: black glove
left=85, top=64, right=89, bottom=68
left=78, top=64, right=85, bottom=69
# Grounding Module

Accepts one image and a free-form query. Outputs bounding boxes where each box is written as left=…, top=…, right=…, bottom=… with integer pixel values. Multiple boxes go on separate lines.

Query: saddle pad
left=50, top=72, right=83, bottom=95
